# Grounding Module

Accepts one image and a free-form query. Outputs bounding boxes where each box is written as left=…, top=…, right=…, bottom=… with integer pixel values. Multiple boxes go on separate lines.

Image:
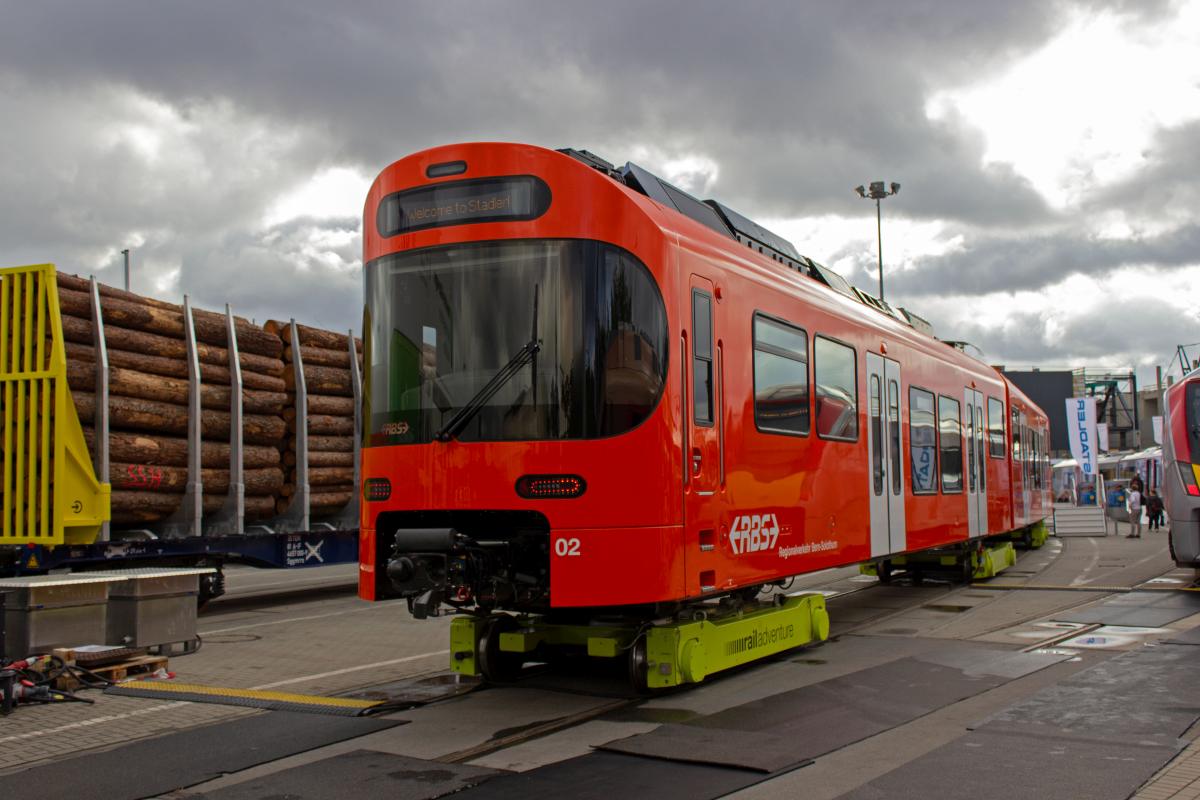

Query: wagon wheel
left=478, top=615, right=524, bottom=683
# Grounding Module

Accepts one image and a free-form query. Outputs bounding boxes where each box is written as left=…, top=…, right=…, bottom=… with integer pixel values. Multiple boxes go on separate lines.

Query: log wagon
left=0, top=264, right=362, bottom=604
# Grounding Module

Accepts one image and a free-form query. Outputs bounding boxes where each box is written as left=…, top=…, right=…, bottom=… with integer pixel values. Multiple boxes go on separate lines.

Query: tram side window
left=987, top=397, right=1005, bottom=458
left=692, top=290, right=713, bottom=426
left=909, top=387, right=937, bottom=494
left=939, top=395, right=963, bottom=493
left=814, top=337, right=858, bottom=441
left=752, top=315, right=809, bottom=436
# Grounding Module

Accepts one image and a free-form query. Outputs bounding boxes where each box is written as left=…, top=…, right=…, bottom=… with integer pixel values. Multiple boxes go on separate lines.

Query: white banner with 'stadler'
left=1066, top=397, right=1098, bottom=476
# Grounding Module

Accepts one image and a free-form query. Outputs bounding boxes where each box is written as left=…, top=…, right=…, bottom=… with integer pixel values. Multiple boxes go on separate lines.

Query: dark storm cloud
left=1083, top=119, right=1200, bottom=223
left=929, top=297, right=1199, bottom=376
left=0, top=0, right=1100, bottom=223
left=889, top=222, right=1200, bottom=297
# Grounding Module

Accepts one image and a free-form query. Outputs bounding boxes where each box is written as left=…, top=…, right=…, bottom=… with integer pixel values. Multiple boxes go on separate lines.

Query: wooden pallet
left=53, top=655, right=168, bottom=691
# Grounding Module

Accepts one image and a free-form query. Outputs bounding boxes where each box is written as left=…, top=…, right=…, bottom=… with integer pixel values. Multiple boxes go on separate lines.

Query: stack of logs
left=57, top=274, right=289, bottom=524
left=267, top=321, right=361, bottom=517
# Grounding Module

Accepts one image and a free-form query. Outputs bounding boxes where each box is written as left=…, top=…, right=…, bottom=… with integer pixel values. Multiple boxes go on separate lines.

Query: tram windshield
left=364, top=239, right=668, bottom=444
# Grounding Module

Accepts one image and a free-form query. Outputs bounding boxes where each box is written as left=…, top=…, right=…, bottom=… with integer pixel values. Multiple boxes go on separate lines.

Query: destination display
left=377, top=175, right=551, bottom=236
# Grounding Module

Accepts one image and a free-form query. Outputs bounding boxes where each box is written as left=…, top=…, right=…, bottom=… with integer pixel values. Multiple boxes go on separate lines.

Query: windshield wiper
left=434, top=337, right=541, bottom=442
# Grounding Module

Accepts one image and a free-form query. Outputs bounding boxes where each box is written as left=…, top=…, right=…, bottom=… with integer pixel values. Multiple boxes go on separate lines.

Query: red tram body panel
left=358, top=142, right=1052, bottom=614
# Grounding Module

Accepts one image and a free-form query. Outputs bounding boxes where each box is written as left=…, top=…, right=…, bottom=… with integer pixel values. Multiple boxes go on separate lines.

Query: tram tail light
left=1178, top=462, right=1200, bottom=497
left=364, top=477, right=392, bottom=502
left=515, top=474, right=587, bottom=499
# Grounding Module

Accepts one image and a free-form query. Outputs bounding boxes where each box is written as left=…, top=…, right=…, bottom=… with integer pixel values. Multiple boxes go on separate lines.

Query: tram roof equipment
left=560, top=148, right=937, bottom=331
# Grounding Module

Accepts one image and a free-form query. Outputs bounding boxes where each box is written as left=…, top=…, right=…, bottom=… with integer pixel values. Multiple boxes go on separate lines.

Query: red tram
left=1163, top=369, right=1200, bottom=567
left=357, top=143, right=1052, bottom=680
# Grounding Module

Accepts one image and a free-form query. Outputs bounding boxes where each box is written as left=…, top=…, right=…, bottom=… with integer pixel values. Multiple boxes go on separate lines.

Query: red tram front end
left=358, top=143, right=686, bottom=613
left=1163, top=372, right=1200, bottom=566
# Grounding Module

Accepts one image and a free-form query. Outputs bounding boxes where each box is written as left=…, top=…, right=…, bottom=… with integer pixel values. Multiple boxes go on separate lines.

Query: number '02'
left=554, top=537, right=581, bottom=557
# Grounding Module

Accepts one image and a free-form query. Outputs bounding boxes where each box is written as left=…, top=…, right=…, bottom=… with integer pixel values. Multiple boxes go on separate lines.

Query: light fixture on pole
left=854, top=181, right=900, bottom=301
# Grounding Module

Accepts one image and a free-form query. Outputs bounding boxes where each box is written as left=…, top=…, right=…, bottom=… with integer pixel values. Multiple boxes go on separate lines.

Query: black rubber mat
left=195, top=749, right=501, bottom=800
left=0, top=712, right=403, bottom=800
left=598, top=722, right=814, bottom=773
left=448, top=751, right=774, bottom=800
left=691, top=653, right=1012, bottom=745
left=598, top=644, right=1062, bottom=774
left=1054, top=590, right=1200, bottom=627
left=976, top=642, right=1200, bottom=747
left=838, top=642, right=1200, bottom=799
left=838, top=730, right=1174, bottom=800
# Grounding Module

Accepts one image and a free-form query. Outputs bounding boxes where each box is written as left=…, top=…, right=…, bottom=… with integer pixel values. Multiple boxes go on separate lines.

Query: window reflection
left=364, top=240, right=668, bottom=443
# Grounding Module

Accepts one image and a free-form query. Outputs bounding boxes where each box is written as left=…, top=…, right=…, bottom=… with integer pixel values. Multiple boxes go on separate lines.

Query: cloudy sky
left=2, top=1, right=1197, bottom=384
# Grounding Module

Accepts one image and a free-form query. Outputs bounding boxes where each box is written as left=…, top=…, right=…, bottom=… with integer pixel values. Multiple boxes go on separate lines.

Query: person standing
left=1125, top=485, right=1143, bottom=538
left=1147, top=489, right=1165, bottom=531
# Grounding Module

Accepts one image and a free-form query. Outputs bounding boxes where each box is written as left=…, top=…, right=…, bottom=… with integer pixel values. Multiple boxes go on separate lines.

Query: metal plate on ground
left=0, top=712, right=403, bottom=800
left=1053, top=591, right=1200, bottom=627
left=193, top=750, right=501, bottom=800
left=339, top=672, right=481, bottom=708
left=1056, top=625, right=1171, bottom=649
left=598, top=722, right=814, bottom=773
left=105, top=681, right=386, bottom=716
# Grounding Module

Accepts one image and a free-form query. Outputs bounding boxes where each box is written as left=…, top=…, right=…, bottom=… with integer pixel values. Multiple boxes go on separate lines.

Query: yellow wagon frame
left=1, top=263, right=109, bottom=545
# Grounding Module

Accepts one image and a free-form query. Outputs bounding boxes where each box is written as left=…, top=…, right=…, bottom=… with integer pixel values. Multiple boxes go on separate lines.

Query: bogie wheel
left=1022, top=529, right=1034, bottom=548
left=961, top=553, right=975, bottom=583
left=478, top=615, right=524, bottom=683
left=628, top=637, right=650, bottom=693
left=877, top=561, right=893, bottom=585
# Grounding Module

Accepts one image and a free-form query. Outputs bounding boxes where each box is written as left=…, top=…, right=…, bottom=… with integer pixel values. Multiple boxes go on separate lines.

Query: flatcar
left=1163, top=368, right=1200, bottom=567
left=358, top=142, right=1052, bottom=686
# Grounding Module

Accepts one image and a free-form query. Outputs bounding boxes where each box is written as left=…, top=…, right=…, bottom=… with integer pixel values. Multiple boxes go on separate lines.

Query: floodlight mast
left=854, top=181, right=900, bottom=301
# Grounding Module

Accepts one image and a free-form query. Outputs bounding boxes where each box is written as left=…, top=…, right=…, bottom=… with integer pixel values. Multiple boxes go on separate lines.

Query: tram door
left=1020, top=412, right=1032, bottom=521
left=866, top=353, right=905, bottom=557
left=964, top=389, right=988, bottom=537
left=684, top=275, right=721, bottom=594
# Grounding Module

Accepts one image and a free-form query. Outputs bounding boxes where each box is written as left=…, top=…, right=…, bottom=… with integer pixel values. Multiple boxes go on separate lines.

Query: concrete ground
left=1, top=528, right=1198, bottom=799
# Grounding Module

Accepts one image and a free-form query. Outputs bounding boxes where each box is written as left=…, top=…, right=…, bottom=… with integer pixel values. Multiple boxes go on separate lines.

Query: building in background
left=999, top=369, right=1074, bottom=455
left=999, top=367, right=1144, bottom=455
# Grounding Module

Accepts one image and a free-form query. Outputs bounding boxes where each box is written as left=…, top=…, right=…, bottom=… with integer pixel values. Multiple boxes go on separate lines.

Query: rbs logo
left=729, top=513, right=780, bottom=554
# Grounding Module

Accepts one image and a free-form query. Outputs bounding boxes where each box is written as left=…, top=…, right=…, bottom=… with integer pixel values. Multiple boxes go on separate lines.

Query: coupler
left=450, top=593, right=830, bottom=690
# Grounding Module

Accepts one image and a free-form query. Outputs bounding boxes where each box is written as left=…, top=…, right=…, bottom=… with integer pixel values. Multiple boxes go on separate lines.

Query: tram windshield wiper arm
left=434, top=337, right=541, bottom=442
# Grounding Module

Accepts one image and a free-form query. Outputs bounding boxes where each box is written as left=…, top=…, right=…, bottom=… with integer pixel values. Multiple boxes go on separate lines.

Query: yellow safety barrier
left=0, top=263, right=109, bottom=545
